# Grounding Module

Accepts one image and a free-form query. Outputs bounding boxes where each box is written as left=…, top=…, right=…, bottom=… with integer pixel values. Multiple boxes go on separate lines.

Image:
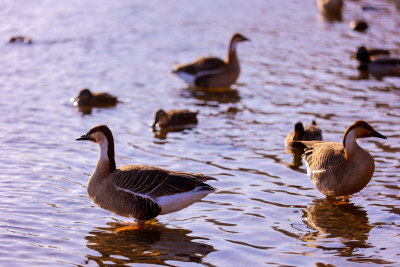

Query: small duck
left=285, top=121, right=323, bottom=147
left=72, top=88, right=118, bottom=108
left=76, top=125, right=215, bottom=223
left=349, top=20, right=368, bottom=33
left=293, top=120, right=387, bottom=198
left=172, top=33, right=249, bottom=89
left=152, top=109, right=198, bottom=129
left=8, top=36, right=32, bottom=44
left=316, top=0, right=343, bottom=20
left=356, top=46, right=400, bottom=79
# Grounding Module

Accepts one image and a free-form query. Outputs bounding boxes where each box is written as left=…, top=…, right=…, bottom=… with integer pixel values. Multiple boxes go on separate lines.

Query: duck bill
left=76, top=132, right=90, bottom=141
left=372, top=130, right=387, bottom=139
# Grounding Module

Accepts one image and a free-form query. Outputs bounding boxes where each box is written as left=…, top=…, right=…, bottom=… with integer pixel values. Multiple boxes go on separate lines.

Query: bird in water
left=355, top=46, right=400, bottom=80
left=292, top=120, right=386, bottom=203
left=152, top=109, right=198, bottom=130
left=76, top=125, right=216, bottom=226
left=172, top=33, right=249, bottom=90
left=285, top=121, right=323, bottom=148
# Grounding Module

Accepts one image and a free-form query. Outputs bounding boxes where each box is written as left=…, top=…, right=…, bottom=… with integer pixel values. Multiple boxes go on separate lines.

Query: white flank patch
left=175, top=71, right=195, bottom=86
left=156, top=187, right=212, bottom=215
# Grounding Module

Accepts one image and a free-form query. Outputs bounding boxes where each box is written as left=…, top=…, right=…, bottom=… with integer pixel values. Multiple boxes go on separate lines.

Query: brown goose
left=76, top=125, right=215, bottom=222
left=293, top=121, right=386, bottom=198
left=172, top=33, right=249, bottom=88
left=285, top=121, right=323, bottom=147
left=152, top=109, right=198, bottom=129
left=316, top=0, right=343, bottom=20
left=72, top=88, right=118, bottom=108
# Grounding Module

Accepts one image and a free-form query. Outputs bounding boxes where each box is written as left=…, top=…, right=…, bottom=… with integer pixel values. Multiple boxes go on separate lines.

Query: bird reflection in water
left=301, top=198, right=373, bottom=257
left=181, top=86, right=241, bottom=105
left=84, top=221, right=216, bottom=266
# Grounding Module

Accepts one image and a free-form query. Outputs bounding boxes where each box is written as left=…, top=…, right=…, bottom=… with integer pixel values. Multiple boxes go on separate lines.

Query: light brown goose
left=76, top=125, right=215, bottom=222
left=72, top=88, right=119, bottom=108
left=293, top=121, right=386, bottom=198
left=172, top=33, right=249, bottom=88
left=152, top=109, right=198, bottom=129
left=285, top=121, right=323, bottom=147
left=316, top=0, right=343, bottom=20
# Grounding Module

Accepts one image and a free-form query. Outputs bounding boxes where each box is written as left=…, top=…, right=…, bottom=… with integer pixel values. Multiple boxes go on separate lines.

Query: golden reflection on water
left=85, top=221, right=216, bottom=266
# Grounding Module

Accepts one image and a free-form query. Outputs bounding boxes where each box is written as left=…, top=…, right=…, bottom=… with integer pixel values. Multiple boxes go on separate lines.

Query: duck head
left=153, top=109, right=169, bottom=128
left=293, top=122, right=305, bottom=140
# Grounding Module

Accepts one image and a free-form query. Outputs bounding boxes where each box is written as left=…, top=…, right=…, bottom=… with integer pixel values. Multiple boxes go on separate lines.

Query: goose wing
left=110, top=165, right=215, bottom=200
left=303, top=142, right=346, bottom=181
left=174, top=57, right=226, bottom=75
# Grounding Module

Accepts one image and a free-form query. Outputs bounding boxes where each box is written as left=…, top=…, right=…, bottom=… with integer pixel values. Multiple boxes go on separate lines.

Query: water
left=1, top=0, right=399, bottom=266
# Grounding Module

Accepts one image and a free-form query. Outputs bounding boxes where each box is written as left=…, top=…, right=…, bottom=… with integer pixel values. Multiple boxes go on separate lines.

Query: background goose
left=293, top=120, right=386, bottom=199
left=356, top=46, right=400, bottom=79
left=72, top=88, right=119, bottom=108
left=316, top=0, right=343, bottom=20
left=152, top=109, right=198, bottom=129
left=285, top=121, right=323, bottom=147
left=172, top=33, right=249, bottom=89
left=76, top=125, right=215, bottom=223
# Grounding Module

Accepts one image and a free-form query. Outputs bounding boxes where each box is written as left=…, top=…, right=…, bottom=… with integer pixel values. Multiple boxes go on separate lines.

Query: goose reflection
left=85, top=221, right=216, bottom=266
left=181, top=87, right=240, bottom=105
left=301, top=199, right=373, bottom=256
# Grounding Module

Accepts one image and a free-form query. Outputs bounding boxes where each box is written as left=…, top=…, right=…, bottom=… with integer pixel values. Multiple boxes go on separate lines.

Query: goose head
left=293, top=122, right=305, bottom=140
left=343, top=120, right=386, bottom=147
left=76, top=125, right=114, bottom=144
left=152, top=109, right=169, bottom=128
left=229, top=33, right=250, bottom=53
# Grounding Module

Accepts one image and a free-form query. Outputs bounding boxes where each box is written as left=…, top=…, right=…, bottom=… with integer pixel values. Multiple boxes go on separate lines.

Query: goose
left=8, top=35, right=32, bottom=44
left=285, top=121, right=323, bottom=147
left=72, top=88, right=119, bottom=108
left=355, top=46, right=400, bottom=79
left=293, top=120, right=386, bottom=199
left=152, top=109, right=198, bottom=129
left=316, top=0, right=343, bottom=20
left=172, top=33, right=249, bottom=89
left=349, top=20, right=368, bottom=33
left=76, top=125, right=215, bottom=223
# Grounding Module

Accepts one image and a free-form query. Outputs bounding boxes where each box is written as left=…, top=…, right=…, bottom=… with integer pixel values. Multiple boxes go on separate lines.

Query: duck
left=152, top=109, right=198, bottom=129
left=72, top=88, right=119, bottom=108
left=292, top=120, right=386, bottom=199
left=355, top=46, right=400, bottom=79
left=76, top=125, right=215, bottom=223
left=172, top=33, right=249, bottom=89
left=8, top=35, right=32, bottom=44
left=316, top=0, right=343, bottom=20
left=285, top=121, right=323, bottom=147
left=349, top=20, right=368, bottom=33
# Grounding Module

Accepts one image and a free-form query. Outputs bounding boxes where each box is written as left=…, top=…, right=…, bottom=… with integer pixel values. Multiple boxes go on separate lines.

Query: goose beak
left=76, top=132, right=90, bottom=141
left=372, top=130, right=387, bottom=139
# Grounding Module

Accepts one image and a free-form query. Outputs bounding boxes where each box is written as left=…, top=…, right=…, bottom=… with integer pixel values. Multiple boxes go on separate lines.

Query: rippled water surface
left=1, top=0, right=399, bottom=266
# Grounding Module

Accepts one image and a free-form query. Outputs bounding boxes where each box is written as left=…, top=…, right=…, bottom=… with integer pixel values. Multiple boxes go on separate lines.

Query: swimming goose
left=293, top=120, right=386, bottom=198
left=356, top=46, right=400, bottom=79
left=76, top=125, right=215, bottom=222
left=316, top=0, right=343, bottom=19
left=285, top=121, right=323, bottom=147
left=72, top=88, right=119, bottom=108
left=172, top=33, right=249, bottom=89
left=152, top=109, right=198, bottom=129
